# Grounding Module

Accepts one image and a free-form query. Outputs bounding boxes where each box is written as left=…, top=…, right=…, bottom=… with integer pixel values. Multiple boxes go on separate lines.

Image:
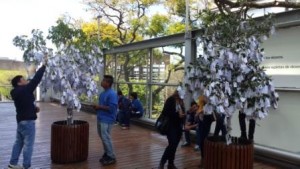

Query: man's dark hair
left=190, top=101, right=197, bottom=107
left=130, top=92, right=138, bottom=99
left=103, top=75, right=114, bottom=86
left=11, top=75, right=23, bottom=88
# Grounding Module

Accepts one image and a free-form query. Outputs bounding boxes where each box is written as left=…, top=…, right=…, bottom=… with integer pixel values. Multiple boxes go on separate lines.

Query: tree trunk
left=66, top=108, right=73, bottom=125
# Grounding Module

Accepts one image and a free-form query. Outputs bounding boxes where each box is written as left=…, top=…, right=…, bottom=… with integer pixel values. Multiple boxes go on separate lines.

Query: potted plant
left=13, top=20, right=104, bottom=163
left=185, top=10, right=279, bottom=169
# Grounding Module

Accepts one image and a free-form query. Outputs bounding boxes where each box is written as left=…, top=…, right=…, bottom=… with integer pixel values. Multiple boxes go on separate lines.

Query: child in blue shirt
left=129, top=92, right=144, bottom=118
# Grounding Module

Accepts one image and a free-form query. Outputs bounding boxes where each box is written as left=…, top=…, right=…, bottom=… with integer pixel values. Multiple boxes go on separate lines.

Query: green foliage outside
left=0, top=70, right=26, bottom=100
left=118, top=82, right=163, bottom=119
left=118, top=82, right=147, bottom=105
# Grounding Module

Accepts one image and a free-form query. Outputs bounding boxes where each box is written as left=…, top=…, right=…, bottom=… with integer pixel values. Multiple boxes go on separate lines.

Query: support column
left=184, top=0, right=196, bottom=109
left=114, top=54, right=117, bottom=90
left=148, top=48, right=153, bottom=118
left=98, top=52, right=106, bottom=94
left=184, top=31, right=194, bottom=110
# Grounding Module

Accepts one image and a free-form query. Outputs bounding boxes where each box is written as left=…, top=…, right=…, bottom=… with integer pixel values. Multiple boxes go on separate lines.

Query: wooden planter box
left=204, top=136, right=253, bottom=169
left=51, top=120, right=89, bottom=163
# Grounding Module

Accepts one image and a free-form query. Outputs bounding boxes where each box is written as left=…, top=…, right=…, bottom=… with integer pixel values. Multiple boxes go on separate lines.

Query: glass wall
left=110, top=44, right=185, bottom=119
left=150, top=85, right=178, bottom=119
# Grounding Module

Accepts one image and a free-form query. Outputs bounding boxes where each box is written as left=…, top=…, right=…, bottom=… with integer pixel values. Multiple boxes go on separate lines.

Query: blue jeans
left=97, top=121, right=115, bottom=159
left=10, top=120, right=35, bottom=169
left=118, top=111, right=130, bottom=127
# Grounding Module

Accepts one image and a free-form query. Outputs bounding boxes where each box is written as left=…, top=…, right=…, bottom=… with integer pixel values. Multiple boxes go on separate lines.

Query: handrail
left=255, top=144, right=300, bottom=167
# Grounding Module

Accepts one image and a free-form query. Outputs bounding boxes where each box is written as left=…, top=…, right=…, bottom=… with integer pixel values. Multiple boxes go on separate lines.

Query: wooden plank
left=0, top=102, right=279, bottom=169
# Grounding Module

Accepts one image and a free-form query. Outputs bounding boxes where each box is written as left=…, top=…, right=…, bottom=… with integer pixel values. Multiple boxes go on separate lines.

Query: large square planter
left=204, top=136, right=253, bottom=169
left=51, top=120, right=89, bottom=163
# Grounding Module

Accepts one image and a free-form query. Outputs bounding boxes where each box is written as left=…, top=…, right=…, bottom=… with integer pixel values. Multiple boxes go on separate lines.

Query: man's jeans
left=97, top=121, right=115, bottom=159
left=10, top=120, right=35, bottom=169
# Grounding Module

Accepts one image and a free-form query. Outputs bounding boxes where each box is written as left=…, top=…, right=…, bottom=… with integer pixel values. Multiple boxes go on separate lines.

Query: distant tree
left=0, top=70, right=26, bottom=100
left=84, top=0, right=187, bottom=97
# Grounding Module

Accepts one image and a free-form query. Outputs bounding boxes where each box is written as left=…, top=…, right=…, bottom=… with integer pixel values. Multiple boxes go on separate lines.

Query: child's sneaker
left=8, top=164, right=23, bottom=169
left=101, top=156, right=116, bottom=166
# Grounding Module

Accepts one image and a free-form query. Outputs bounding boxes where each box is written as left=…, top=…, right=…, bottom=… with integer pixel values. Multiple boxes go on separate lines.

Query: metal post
left=185, top=0, right=190, bottom=33
left=148, top=48, right=153, bottom=118
left=97, top=15, right=102, bottom=42
left=96, top=15, right=105, bottom=93
left=114, top=54, right=117, bottom=90
left=184, top=0, right=193, bottom=110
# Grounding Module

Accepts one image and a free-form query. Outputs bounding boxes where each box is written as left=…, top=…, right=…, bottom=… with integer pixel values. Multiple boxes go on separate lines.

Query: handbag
left=155, top=112, right=170, bottom=135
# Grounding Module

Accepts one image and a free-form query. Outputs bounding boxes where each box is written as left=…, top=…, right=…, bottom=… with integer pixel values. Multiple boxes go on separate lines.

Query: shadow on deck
left=0, top=102, right=279, bottom=169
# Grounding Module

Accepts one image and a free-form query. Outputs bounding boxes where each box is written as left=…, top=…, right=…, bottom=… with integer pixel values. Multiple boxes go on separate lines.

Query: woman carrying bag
left=158, top=87, right=185, bottom=169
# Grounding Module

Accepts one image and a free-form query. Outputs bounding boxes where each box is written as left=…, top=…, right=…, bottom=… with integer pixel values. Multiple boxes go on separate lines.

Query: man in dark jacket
left=8, top=64, right=46, bottom=169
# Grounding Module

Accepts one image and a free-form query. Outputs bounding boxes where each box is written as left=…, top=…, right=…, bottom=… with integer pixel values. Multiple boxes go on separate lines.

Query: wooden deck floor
left=0, top=102, right=280, bottom=169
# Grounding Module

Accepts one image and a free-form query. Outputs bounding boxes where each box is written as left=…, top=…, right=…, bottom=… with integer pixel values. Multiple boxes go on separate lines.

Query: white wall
left=262, top=26, right=300, bottom=88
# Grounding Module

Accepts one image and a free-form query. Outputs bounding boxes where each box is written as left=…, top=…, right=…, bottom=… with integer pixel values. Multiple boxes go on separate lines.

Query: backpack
left=155, top=112, right=170, bottom=135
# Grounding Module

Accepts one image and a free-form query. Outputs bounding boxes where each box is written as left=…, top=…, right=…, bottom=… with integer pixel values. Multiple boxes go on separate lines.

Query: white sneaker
left=8, top=164, right=23, bottom=169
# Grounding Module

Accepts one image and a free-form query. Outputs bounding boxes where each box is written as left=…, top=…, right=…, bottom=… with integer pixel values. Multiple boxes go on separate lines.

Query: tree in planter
left=185, top=10, right=279, bottom=144
left=13, top=20, right=104, bottom=125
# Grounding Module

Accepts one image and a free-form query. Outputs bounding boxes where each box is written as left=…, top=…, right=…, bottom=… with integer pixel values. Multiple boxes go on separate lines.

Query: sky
left=0, top=0, right=94, bottom=61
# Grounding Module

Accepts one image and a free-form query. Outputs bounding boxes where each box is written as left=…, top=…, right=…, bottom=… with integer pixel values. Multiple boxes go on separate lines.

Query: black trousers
left=161, top=126, right=182, bottom=164
left=239, top=111, right=255, bottom=140
left=200, top=114, right=227, bottom=158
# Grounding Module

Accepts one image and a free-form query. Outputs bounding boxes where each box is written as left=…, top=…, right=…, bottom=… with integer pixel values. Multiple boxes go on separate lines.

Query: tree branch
left=152, top=60, right=184, bottom=95
left=103, top=0, right=127, bottom=43
left=129, top=0, right=146, bottom=43
left=162, top=49, right=185, bottom=60
left=219, top=0, right=300, bottom=9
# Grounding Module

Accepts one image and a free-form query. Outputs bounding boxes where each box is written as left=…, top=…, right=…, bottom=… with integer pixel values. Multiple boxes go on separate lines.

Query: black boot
left=248, top=119, right=255, bottom=142
left=167, top=163, right=178, bottom=169
left=239, top=111, right=247, bottom=140
left=158, top=161, right=165, bottom=169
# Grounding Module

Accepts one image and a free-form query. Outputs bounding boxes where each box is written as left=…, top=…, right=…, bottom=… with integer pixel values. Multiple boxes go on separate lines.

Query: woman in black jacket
left=159, top=88, right=185, bottom=169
